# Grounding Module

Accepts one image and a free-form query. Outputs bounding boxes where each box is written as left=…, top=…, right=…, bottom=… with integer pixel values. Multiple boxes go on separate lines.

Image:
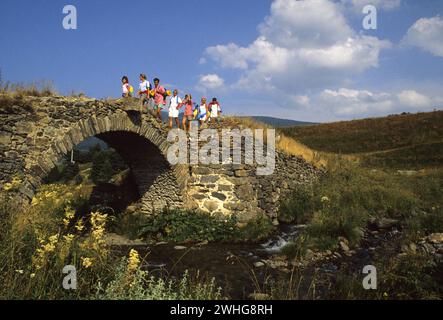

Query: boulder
left=428, top=233, right=443, bottom=244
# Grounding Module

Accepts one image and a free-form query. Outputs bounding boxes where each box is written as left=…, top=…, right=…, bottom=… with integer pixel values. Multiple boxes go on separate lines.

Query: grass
left=223, top=116, right=327, bottom=167
left=279, top=160, right=442, bottom=251
left=281, top=110, right=443, bottom=170
left=0, top=184, right=228, bottom=300
left=0, top=80, right=58, bottom=112
left=137, top=208, right=274, bottom=244
left=282, top=111, right=443, bottom=154
left=94, top=261, right=224, bottom=300
left=0, top=80, right=57, bottom=97
left=361, top=141, right=443, bottom=169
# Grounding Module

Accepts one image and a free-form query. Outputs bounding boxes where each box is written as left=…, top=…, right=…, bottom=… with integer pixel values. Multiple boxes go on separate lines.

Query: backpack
left=163, top=89, right=172, bottom=100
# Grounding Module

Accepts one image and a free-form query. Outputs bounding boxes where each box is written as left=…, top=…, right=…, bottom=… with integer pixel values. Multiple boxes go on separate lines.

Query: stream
left=110, top=223, right=403, bottom=299
left=111, top=224, right=317, bottom=299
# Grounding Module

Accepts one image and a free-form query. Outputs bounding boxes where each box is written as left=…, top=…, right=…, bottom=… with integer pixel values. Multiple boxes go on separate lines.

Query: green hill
left=281, top=110, right=443, bottom=169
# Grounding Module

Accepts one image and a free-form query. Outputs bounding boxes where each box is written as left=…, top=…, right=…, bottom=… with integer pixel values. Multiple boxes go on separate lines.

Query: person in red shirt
left=177, top=94, right=194, bottom=132
left=152, top=78, right=166, bottom=122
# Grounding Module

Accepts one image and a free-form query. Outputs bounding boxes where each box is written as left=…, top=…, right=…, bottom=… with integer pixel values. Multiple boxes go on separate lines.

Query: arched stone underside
left=96, top=131, right=182, bottom=213
left=0, top=97, right=189, bottom=214
left=0, top=96, right=321, bottom=221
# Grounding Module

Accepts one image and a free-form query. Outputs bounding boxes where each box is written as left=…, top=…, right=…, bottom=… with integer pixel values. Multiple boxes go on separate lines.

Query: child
left=177, top=94, right=194, bottom=132
left=168, top=89, right=182, bottom=129
left=121, top=76, right=133, bottom=98
left=138, top=74, right=150, bottom=112
left=208, top=97, right=222, bottom=123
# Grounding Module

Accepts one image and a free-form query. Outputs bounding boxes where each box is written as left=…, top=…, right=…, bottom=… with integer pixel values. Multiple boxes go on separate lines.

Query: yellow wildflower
left=63, top=207, right=75, bottom=227
left=321, top=196, right=330, bottom=203
left=4, top=177, right=22, bottom=191
left=3, top=183, right=13, bottom=191
left=75, top=219, right=84, bottom=232
left=81, top=257, right=93, bottom=269
left=127, top=249, right=140, bottom=273
left=63, top=234, right=75, bottom=244
left=31, top=197, right=40, bottom=206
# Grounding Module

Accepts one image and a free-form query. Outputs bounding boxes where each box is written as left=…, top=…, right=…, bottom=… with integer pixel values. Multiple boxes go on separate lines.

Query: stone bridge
left=0, top=95, right=320, bottom=222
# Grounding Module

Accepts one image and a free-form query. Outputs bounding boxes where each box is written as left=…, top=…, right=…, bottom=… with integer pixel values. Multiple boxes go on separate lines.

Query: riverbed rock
left=253, top=261, right=265, bottom=268
left=104, top=233, right=146, bottom=246
left=339, top=241, right=350, bottom=252
left=428, top=233, right=443, bottom=244
left=337, top=236, right=350, bottom=252
left=248, top=293, right=271, bottom=300
left=371, top=218, right=399, bottom=230
left=174, top=245, right=187, bottom=250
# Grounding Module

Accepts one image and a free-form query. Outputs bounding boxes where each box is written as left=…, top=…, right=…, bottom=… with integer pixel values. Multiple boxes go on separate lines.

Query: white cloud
left=197, top=74, right=224, bottom=91
left=397, top=90, right=432, bottom=108
left=202, top=0, right=391, bottom=94
left=341, top=0, right=401, bottom=12
left=402, top=16, right=443, bottom=57
left=319, top=88, right=393, bottom=116
left=308, top=88, right=438, bottom=118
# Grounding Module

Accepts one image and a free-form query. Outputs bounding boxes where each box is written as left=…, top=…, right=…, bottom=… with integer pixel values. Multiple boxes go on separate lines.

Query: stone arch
left=21, top=111, right=189, bottom=213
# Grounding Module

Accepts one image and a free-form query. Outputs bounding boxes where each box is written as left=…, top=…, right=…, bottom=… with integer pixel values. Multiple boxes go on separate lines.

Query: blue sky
left=1, top=0, right=442, bottom=122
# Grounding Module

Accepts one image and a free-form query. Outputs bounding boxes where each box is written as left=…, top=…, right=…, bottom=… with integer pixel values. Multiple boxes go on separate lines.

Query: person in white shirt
left=121, top=76, right=132, bottom=98
left=138, top=74, right=150, bottom=112
left=198, top=97, right=208, bottom=125
left=208, top=97, right=222, bottom=123
left=168, top=89, right=182, bottom=129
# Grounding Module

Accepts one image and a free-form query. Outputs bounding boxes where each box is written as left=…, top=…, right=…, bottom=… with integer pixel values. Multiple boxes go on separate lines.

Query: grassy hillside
left=281, top=111, right=443, bottom=169
left=243, top=116, right=315, bottom=128
left=282, top=111, right=443, bottom=153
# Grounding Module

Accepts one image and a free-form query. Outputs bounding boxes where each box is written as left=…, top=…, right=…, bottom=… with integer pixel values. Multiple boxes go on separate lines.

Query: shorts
left=153, top=104, right=164, bottom=111
left=186, top=115, right=193, bottom=121
left=140, top=93, right=149, bottom=104
left=169, top=107, right=179, bottom=118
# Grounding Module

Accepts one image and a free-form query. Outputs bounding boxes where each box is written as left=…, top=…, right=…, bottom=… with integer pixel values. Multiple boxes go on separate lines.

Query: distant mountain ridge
left=245, top=116, right=316, bottom=127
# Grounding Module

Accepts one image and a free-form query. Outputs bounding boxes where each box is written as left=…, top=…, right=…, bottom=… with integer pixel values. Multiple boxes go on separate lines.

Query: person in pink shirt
left=152, top=78, right=165, bottom=122
left=177, top=94, right=194, bottom=132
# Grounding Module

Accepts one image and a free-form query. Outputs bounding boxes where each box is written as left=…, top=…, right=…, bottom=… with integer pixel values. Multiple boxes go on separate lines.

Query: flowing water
left=112, top=224, right=306, bottom=299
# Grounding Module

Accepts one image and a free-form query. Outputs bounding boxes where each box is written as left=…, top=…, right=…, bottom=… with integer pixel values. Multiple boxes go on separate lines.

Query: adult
left=152, top=78, right=166, bottom=122
left=198, top=97, right=208, bottom=126
left=177, top=94, right=193, bottom=132
left=168, top=89, right=182, bottom=129
left=138, top=74, right=150, bottom=112
left=121, top=76, right=132, bottom=98
left=208, top=97, right=222, bottom=123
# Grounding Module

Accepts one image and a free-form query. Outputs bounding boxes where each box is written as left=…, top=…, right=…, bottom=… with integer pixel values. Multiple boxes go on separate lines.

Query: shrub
left=138, top=209, right=274, bottom=243
left=94, top=258, right=224, bottom=300
left=279, top=185, right=314, bottom=224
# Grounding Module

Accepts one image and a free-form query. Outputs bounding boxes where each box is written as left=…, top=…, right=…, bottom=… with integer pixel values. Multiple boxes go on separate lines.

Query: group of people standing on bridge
left=121, top=74, right=222, bottom=131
